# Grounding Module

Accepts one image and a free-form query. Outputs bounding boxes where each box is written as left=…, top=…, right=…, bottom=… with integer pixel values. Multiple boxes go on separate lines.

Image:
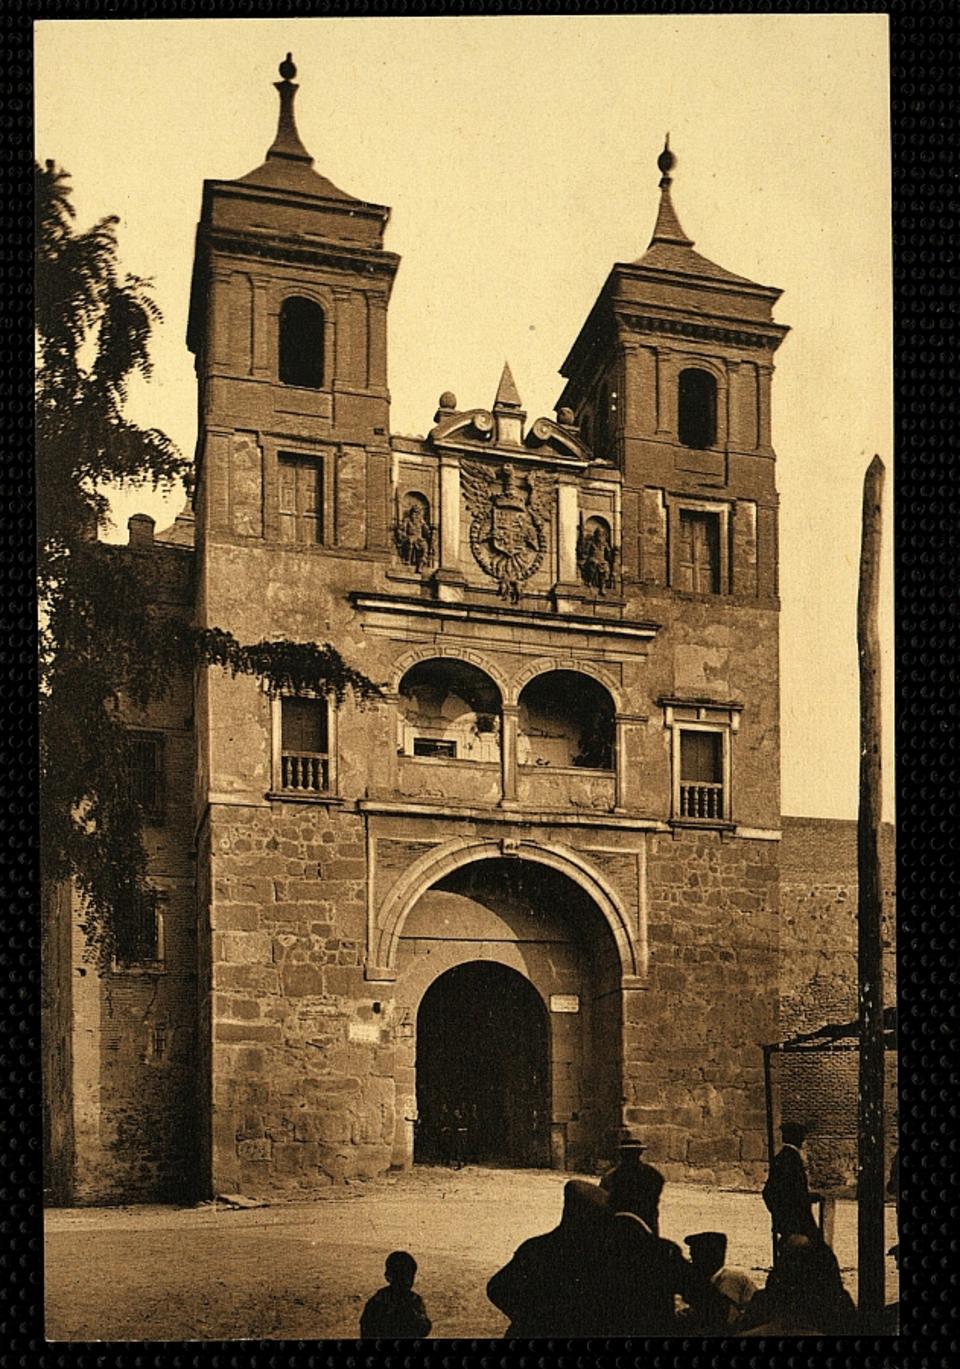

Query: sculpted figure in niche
left=577, top=516, right=617, bottom=594
left=395, top=493, right=434, bottom=572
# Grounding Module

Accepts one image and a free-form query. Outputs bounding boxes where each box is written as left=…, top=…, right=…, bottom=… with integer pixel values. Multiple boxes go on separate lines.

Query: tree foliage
left=37, top=162, right=381, bottom=969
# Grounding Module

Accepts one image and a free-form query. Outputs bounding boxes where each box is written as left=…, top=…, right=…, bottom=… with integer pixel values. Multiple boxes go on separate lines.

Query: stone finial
left=556, top=406, right=576, bottom=427
left=266, top=52, right=313, bottom=165
left=438, top=391, right=457, bottom=411
left=492, top=362, right=525, bottom=446
left=648, top=134, right=694, bottom=250
left=494, top=361, right=523, bottom=410
left=657, top=133, right=676, bottom=186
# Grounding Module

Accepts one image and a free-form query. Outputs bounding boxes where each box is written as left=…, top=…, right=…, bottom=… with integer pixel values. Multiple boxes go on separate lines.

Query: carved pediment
left=524, top=416, right=595, bottom=463
left=429, top=407, right=495, bottom=446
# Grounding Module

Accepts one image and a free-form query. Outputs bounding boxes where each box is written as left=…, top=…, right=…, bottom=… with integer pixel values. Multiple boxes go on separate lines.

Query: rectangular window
left=676, top=510, right=721, bottom=594
left=280, top=696, right=330, bottom=793
left=413, top=737, right=457, bottom=759
left=125, top=732, right=164, bottom=822
left=679, top=729, right=724, bottom=820
left=278, top=454, right=323, bottom=546
left=115, top=888, right=160, bottom=965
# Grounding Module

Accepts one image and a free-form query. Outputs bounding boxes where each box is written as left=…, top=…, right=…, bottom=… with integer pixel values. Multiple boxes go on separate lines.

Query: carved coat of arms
left=462, top=462, right=550, bottom=604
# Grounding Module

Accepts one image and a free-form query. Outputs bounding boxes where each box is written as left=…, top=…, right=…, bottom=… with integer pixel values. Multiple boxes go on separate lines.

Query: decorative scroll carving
left=577, top=515, right=618, bottom=594
left=462, top=461, right=552, bottom=604
left=394, top=491, right=435, bottom=572
left=525, top=415, right=594, bottom=463
left=429, top=407, right=495, bottom=446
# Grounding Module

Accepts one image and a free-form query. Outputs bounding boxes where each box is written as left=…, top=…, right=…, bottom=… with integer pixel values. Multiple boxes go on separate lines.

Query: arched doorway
left=414, top=961, right=550, bottom=1167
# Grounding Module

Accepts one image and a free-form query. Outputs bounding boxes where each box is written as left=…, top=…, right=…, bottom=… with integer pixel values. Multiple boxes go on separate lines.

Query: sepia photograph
left=36, top=14, right=896, bottom=1340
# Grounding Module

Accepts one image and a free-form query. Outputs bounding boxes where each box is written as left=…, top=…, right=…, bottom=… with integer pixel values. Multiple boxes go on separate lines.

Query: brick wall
left=779, top=816, right=897, bottom=1192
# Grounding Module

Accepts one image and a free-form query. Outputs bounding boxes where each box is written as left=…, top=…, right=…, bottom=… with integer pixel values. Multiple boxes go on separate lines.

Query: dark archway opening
left=678, top=367, right=717, bottom=448
left=278, top=295, right=325, bottom=389
left=415, top=961, right=550, bottom=1167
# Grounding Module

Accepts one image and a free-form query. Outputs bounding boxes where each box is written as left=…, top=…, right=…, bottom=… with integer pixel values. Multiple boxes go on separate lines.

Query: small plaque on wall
left=550, top=994, right=580, bottom=1014
left=348, top=1021, right=380, bottom=1044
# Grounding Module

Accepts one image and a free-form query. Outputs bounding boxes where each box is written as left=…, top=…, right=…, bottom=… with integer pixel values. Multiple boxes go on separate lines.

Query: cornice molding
left=200, top=226, right=400, bottom=280
left=617, top=310, right=786, bottom=352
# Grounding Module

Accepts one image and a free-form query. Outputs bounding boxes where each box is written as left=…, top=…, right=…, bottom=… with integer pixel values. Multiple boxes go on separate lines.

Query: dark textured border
left=6, top=2, right=957, bottom=1366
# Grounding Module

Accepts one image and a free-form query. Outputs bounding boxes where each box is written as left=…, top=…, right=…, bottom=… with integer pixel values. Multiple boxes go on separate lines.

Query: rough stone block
left=740, top=1131, right=767, bottom=1162
left=324, top=966, right=361, bottom=997
left=217, top=931, right=273, bottom=966
left=237, top=1137, right=272, bottom=1161
left=281, top=963, right=325, bottom=998
left=272, top=1142, right=303, bottom=1177
left=215, top=1021, right=282, bottom=1044
left=687, top=1136, right=741, bottom=1166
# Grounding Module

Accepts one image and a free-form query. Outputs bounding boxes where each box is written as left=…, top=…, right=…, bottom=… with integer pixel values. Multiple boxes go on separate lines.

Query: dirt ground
left=44, top=1166, right=900, bottom=1341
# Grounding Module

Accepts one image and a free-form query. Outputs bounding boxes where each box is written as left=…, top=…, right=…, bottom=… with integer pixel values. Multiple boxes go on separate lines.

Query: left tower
left=187, top=58, right=400, bottom=1195
left=187, top=53, right=399, bottom=548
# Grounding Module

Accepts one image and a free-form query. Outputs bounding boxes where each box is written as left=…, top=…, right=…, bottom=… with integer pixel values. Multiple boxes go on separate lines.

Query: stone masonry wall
left=779, top=816, right=897, bottom=1193
left=623, top=828, right=780, bottom=1190
left=205, top=801, right=394, bottom=1197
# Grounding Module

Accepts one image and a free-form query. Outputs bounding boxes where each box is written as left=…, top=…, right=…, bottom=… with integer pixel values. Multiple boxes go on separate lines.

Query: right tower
left=558, top=141, right=789, bottom=1175
left=558, top=138, right=787, bottom=608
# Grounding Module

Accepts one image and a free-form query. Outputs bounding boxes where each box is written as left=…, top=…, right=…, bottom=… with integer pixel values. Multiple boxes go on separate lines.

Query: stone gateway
left=42, top=60, right=895, bottom=1205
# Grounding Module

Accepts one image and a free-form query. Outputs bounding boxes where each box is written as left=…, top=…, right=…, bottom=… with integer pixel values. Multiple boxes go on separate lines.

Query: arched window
left=517, top=670, right=615, bottom=770
left=678, top=368, right=717, bottom=448
left=278, top=296, right=325, bottom=389
left=398, top=659, right=501, bottom=762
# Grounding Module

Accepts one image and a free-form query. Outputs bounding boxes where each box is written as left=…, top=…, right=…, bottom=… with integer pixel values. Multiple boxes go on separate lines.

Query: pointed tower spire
left=493, top=361, right=525, bottom=446
left=266, top=53, right=313, bottom=165
left=494, top=360, right=523, bottom=410
left=648, top=134, right=694, bottom=249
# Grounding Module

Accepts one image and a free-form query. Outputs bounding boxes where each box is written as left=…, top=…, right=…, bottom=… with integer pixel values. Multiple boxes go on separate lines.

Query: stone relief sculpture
left=394, top=492, right=435, bottom=572
left=461, top=461, right=551, bottom=604
left=577, top=516, right=618, bottom=595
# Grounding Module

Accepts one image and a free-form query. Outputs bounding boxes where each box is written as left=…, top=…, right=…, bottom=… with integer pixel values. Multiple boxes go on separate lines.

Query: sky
left=35, top=15, right=893, bottom=821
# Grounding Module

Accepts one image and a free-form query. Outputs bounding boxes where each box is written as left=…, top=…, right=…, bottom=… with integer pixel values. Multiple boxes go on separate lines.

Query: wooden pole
left=857, top=454, right=886, bottom=1330
left=762, top=1044, right=778, bottom=1266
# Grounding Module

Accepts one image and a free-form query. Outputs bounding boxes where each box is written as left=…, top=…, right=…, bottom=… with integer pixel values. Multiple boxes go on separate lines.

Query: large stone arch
left=374, top=837, right=637, bottom=977
left=390, top=646, right=509, bottom=701
left=509, top=657, right=624, bottom=712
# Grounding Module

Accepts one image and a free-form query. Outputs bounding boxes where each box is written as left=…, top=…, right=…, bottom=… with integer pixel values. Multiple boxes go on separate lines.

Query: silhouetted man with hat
left=762, top=1122, right=820, bottom=1252
left=600, top=1127, right=665, bottom=1235
left=681, top=1231, right=757, bottom=1331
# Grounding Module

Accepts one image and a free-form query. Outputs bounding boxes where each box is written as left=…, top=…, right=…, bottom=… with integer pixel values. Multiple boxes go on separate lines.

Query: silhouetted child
left=359, top=1251, right=432, bottom=1339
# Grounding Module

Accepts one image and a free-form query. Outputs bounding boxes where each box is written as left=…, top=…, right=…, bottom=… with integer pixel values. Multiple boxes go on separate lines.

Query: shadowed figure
left=679, top=1231, right=757, bottom=1332
left=359, top=1250, right=432, bottom=1340
left=762, top=1122, right=820, bottom=1250
left=600, top=1128, right=666, bottom=1234
left=740, top=1234, right=857, bottom=1336
left=598, top=1210, right=697, bottom=1337
left=486, top=1180, right=611, bottom=1337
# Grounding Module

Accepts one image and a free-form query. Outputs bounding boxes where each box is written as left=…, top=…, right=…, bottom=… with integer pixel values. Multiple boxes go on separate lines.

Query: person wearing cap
left=600, top=1127, right=666, bottom=1235
left=762, top=1121, right=821, bottom=1249
left=680, top=1231, right=757, bottom=1332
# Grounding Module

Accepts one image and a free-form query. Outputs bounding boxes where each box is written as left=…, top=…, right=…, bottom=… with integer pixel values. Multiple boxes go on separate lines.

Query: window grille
left=115, top=888, right=160, bottom=965
left=125, top=732, right=164, bottom=821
